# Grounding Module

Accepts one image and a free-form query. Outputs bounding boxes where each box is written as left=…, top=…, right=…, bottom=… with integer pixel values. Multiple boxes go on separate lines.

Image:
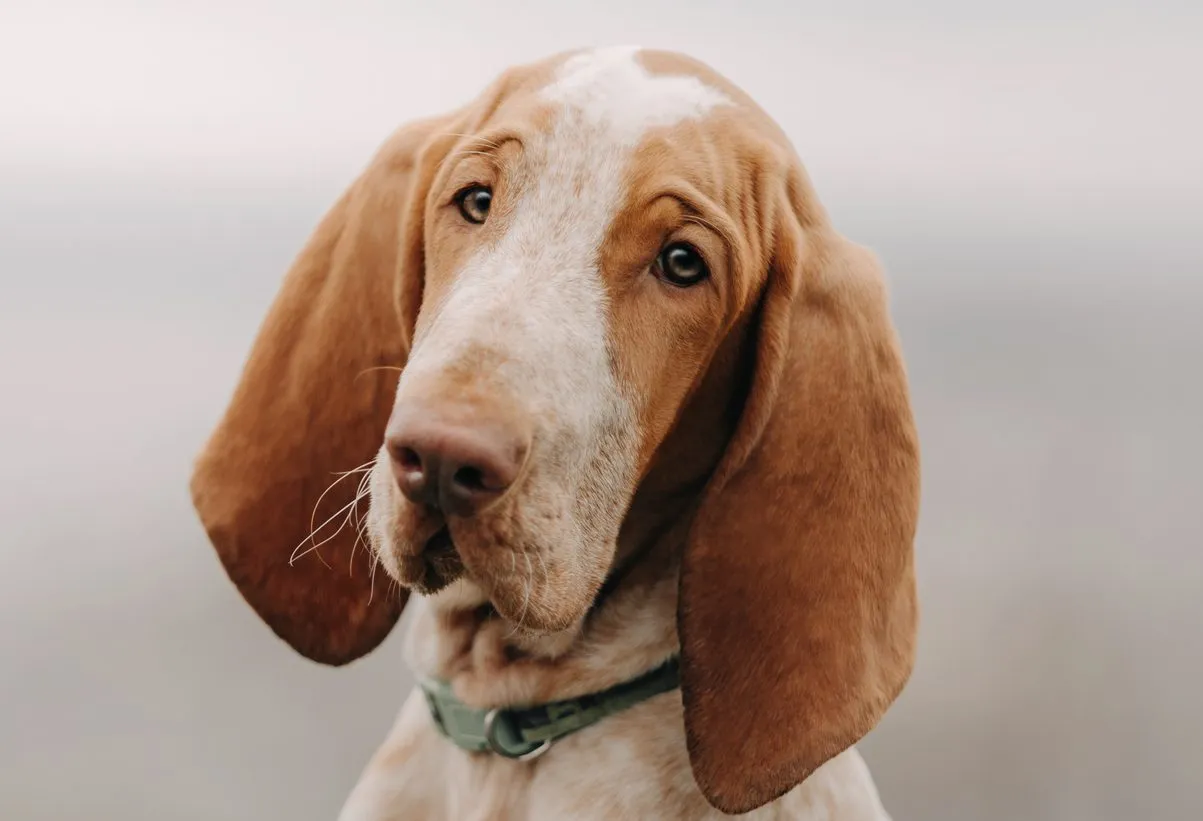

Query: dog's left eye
left=655, top=242, right=709, bottom=287
left=456, top=185, right=492, bottom=224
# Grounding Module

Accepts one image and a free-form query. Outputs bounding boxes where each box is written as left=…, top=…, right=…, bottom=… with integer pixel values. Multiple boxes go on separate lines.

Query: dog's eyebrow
left=648, top=183, right=739, bottom=251
left=444, top=129, right=526, bottom=166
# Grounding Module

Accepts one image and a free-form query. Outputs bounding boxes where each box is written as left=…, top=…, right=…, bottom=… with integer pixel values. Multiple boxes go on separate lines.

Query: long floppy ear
left=189, top=114, right=455, bottom=666
left=678, top=167, right=921, bottom=812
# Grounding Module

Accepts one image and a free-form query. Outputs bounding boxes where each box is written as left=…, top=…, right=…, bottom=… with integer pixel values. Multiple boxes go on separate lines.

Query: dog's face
left=367, top=48, right=764, bottom=632
left=192, top=46, right=920, bottom=813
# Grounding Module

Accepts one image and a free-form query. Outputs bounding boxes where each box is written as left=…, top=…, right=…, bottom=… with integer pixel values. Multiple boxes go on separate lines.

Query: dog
left=191, top=46, right=921, bottom=820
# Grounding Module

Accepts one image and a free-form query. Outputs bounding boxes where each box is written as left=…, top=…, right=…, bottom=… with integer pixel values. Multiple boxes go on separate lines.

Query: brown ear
left=190, top=114, right=453, bottom=665
left=678, top=171, right=921, bottom=812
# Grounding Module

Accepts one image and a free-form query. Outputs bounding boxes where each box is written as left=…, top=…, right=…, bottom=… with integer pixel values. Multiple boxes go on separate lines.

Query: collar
left=419, top=655, right=681, bottom=760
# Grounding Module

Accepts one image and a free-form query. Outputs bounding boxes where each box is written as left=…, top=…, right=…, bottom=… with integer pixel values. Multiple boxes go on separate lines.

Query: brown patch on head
left=599, top=104, right=774, bottom=478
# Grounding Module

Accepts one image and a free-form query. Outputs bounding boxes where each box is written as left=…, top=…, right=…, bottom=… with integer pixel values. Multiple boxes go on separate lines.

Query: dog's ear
left=678, top=163, right=921, bottom=812
left=189, top=113, right=462, bottom=665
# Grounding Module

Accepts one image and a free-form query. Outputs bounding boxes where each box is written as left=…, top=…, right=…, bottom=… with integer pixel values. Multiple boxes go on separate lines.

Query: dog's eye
left=456, top=185, right=492, bottom=224
left=655, top=242, right=709, bottom=287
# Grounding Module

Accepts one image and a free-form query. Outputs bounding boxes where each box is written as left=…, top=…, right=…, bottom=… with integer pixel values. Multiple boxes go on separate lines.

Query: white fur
left=340, top=584, right=893, bottom=821
left=403, top=45, right=730, bottom=416
left=542, top=46, right=730, bottom=143
left=400, top=45, right=732, bottom=456
left=349, top=50, right=894, bottom=821
left=386, top=48, right=735, bottom=625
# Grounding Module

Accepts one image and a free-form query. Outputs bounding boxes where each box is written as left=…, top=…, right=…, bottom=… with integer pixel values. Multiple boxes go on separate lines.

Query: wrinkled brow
left=648, top=182, right=740, bottom=251
left=443, top=129, right=527, bottom=169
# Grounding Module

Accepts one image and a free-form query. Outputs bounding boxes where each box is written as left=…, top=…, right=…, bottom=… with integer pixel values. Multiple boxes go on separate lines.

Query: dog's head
left=191, top=47, right=920, bottom=813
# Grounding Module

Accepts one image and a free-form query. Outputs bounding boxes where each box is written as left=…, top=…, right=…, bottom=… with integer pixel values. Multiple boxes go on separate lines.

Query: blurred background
left=2, top=1, right=1200, bottom=819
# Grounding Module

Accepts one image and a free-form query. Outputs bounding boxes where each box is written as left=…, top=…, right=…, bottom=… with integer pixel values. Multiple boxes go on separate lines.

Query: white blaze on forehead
left=388, top=48, right=735, bottom=612
left=403, top=48, right=731, bottom=487
left=408, top=47, right=732, bottom=385
left=541, top=46, right=731, bottom=144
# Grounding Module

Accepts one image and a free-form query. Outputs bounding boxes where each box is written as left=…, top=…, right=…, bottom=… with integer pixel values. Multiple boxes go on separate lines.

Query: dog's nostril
left=395, top=446, right=423, bottom=472
left=387, top=439, right=438, bottom=507
left=452, top=465, right=488, bottom=493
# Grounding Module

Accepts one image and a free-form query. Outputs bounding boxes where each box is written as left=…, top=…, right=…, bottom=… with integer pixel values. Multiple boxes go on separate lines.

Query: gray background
left=2, top=1, right=1200, bottom=819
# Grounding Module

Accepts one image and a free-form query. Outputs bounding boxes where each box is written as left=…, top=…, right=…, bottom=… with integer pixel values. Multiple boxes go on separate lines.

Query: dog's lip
left=412, top=525, right=464, bottom=593
left=423, top=525, right=455, bottom=559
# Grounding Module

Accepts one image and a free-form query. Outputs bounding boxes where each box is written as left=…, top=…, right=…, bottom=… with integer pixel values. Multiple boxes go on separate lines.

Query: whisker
left=291, top=476, right=372, bottom=566
left=533, top=552, right=551, bottom=627
left=445, top=149, right=502, bottom=167
left=335, top=460, right=378, bottom=477
left=355, top=365, right=404, bottom=382
left=435, top=132, right=502, bottom=148
left=502, top=549, right=519, bottom=638
left=311, top=547, right=333, bottom=570
left=291, top=495, right=359, bottom=566
left=295, top=488, right=360, bottom=558
left=352, top=519, right=371, bottom=571
left=305, top=461, right=375, bottom=550
left=347, top=466, right=375, bottom=577
left=367, top=542, right=378, bottom=606
left=508, top=552, right=534, bottom=638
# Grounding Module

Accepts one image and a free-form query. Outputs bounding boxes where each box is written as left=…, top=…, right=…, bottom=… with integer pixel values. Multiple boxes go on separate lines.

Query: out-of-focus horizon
left=2, top=2, right=1200, bottom=820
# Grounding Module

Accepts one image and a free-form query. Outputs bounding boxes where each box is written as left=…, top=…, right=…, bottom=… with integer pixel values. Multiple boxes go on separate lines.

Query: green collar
left=419, top=656, right=680, bottom=760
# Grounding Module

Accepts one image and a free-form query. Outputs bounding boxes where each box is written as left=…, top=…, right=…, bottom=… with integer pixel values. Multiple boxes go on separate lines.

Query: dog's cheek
left=502, top=404, right=639, bottom=629
left=366, top=455, right=407, bottom=580
left=481, top=534, right=597, bottom=633
left=483, top=550, right=581, bottom=633
left=529, top=536, right=611, bottom=631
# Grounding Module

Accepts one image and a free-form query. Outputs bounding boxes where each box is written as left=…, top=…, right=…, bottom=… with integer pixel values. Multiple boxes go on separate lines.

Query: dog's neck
left=402, top=489, right=695, bottom=710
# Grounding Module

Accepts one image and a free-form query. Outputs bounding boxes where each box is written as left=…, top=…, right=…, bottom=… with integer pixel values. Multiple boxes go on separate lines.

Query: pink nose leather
left=386, top=412, right=528, bottom=517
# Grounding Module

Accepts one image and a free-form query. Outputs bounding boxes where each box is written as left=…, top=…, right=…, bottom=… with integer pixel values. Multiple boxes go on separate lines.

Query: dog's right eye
left=654, top=242, right=709, bottom=288
left=456, top=185, right=493, bottom=224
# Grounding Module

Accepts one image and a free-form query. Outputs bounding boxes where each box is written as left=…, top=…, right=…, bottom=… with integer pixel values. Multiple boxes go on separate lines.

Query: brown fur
left=189, top=116, right=448, bottom=663
left=191, top=48, right=920, bottom=816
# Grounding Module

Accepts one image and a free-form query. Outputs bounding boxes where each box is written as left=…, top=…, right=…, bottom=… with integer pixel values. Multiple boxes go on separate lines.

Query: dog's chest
left=339, top=689, right=889, bottom=821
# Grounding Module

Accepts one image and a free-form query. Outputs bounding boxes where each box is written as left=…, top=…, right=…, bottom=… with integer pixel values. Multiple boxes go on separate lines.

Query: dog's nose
left=386, top=412, right=528, bottom=517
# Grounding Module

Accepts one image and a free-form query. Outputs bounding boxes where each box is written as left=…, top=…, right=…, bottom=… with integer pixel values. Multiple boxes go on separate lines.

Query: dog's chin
left=487, top=585, right=583, bottom=635
left=453, top=533, right=602, bottom=636
left=381, top=524, right=598, bottom=637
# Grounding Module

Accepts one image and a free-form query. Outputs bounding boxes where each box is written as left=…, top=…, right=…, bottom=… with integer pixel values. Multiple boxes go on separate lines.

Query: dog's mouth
left=413, top=525, right=465, bottom=594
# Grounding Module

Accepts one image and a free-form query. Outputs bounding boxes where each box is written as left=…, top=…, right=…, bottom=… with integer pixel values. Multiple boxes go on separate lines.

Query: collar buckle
left=483, top=707, right=552, bottom=761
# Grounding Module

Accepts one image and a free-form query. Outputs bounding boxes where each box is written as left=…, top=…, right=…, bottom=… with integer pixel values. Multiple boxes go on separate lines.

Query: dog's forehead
left=537, top=46, right=732, bottom=143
